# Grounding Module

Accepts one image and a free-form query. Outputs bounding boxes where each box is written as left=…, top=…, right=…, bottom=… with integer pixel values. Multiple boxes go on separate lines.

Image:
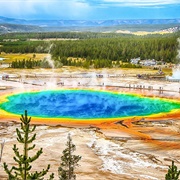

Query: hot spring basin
left=0, top=90, right=180, bottom=120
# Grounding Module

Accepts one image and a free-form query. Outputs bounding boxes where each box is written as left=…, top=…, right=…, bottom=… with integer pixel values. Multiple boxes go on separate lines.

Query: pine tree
left=3, top=110, right=54, bottom=180
left=165, top=161, right=180, bottom=180
left=58, top=134, right=81, bottom=180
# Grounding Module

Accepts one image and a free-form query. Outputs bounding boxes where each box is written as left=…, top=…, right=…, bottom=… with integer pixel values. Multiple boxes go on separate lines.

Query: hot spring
left=0, top=89, right=180, bottom=121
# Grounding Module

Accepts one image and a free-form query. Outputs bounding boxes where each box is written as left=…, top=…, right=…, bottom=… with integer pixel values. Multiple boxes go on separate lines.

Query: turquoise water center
left=0, top=90, right=180, bottom=119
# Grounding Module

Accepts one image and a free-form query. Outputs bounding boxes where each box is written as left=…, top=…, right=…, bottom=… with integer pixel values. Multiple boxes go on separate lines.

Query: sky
left=0, top=0, right=180, bottom=20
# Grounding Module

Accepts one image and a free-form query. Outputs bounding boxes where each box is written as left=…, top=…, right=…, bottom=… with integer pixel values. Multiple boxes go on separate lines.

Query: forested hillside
left=0, top=32, right=179, bottom=64
left=51, top=36, right=178, bottom=62
left=0, top=31, right=134, bottom=40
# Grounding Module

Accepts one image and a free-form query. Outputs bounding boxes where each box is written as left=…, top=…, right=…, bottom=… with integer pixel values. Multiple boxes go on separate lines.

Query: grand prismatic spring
left=1, top=88, right=180, bottom=150
left=0, top=89, right=180, bottom=123
left=1, top=82, right=180, bottom=180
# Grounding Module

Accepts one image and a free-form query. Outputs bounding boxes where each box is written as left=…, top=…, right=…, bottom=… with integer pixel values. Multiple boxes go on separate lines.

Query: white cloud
left=84, top=0, right=180, bottom=7
left=0, top=1, right=37, bottom=18
left=0, top=0, right=179, bottom=19
left=101, top=0, right=180, bottom=6
left=0, top=0, right=91, bottom=19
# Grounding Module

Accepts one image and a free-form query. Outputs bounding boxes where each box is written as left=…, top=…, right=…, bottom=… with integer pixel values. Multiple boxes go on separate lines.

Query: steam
left=173, top=38, right=180, bottom=78
left=44, top=44, right=57, bottom=88
left=177, top=38, right=180, bottom=62
left=45, top=44, right=55, bottom=69
left=168, top=38, right=180, bottom=80
left=170, top=67, right=180, bottom=79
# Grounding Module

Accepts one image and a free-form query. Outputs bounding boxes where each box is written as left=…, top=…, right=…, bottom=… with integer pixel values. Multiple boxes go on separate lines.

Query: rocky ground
left=0, top=120, right=180, bottom=180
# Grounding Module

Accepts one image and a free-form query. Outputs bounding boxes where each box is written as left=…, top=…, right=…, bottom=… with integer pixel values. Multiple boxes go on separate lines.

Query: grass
left=0, top=53, right=48, bottom=63
left=162, top=68, right=172, bottom=76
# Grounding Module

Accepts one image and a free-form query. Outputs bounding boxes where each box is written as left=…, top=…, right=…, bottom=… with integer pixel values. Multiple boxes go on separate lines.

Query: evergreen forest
left=0, top=31, right=179, bottom=68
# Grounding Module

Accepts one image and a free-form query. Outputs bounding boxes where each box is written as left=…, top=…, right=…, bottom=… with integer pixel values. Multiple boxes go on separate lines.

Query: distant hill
left=0, top=24, right=42, bottom=34
left=1, top=16, right=180, bottom=26
left=0, top=16, right=180, bottom=34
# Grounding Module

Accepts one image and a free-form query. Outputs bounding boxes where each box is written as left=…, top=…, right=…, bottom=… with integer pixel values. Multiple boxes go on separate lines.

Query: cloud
left=0, top=0, right=179, bottom=20
left=80, top=0, right=180, bottom=7
left=0, top=0, right=91, bottom=19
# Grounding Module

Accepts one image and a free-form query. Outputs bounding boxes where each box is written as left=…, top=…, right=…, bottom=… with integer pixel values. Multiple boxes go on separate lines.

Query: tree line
left=51, top=36, right=178, bottom=63
left=11, top=58, right=64, bottom=69
left=0, top=32, right=179, bottom=64
left=0, top=30, right=179, bottom=41
left=11, top=59, right=41, bottom=68
left=10, top=57, right=142, bottom=69
left=0, top=41, right=50, bottom=53
left=0, top=31, right=134, bottom=41
left=55, top=57, right=142, bottom=69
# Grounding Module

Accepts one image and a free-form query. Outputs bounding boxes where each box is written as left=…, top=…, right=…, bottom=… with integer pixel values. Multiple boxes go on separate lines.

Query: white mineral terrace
left=0, top=71, right=180, bottom=94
